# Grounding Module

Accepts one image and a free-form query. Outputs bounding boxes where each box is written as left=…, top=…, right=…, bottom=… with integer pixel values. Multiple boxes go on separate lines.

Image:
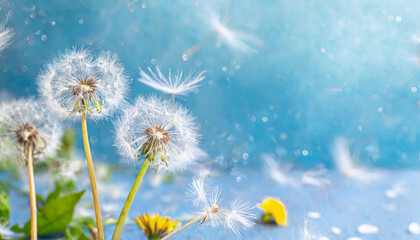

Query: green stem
left=81, top=112, right=104, bottom=240
left=112, top=160, right=150, bottom=240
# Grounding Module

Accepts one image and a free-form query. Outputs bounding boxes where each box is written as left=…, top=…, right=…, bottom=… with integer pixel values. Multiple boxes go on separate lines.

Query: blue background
left=1, top=0, right=420, bottom=169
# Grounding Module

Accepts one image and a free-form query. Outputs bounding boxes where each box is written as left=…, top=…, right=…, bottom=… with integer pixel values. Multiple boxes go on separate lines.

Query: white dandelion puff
left=114, top=95, right=200, bottom=173
left=138, top=67, right=206, bottom=97
left=0, top=98, right=63, bottom=164
left=262, top=153, right=299, bottom=187
left=331, top=136, right=383, bottom=182
left=37, top=48, right=130, bottom=119
left=0, top=26, right=13, bottom=53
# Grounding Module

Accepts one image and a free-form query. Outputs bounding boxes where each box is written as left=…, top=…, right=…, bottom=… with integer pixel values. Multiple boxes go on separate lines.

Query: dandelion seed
left=115, top=95, right=200, bottom=173
left=300, top=219, right=325, bottom=240
left=262, top=153, right=299, bottom=187
left=301, top=166, right=331, bottom=188
left=37, top=48, right=130, bottom=119
left=331, top=136, right=383, bottom=182
left=138, top=67, right=206, bottom=98
left=0, top=26, right=13, bottom=53
left=205, top=5, right=263, bottom=54
left=162, top=179, right=255, bottom=239
left=183, top=4, right=263, bottom=58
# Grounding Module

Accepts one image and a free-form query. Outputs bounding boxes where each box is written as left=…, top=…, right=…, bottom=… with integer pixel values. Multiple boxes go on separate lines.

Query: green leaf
left=12, top=190, right=85, bottom=237
left=64, top=216, right=96, bottom=240
left=45, top=184, right=62, bottom=204
left=64, top=227, right=91, bottom=240
left=0, top=187, right=10, bottom=220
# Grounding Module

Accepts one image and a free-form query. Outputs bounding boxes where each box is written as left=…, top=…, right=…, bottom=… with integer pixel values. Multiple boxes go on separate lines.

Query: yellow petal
left=257, top=197, right=288, bottom=227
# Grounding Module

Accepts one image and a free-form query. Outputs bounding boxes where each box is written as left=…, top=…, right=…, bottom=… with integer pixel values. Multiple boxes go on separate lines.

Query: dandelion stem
left=161, top=215, right=203, bottom=240
left=27, top=144, right=37, bottom=240
left=112, top=160, right=150, bottom=240
left=81, top=112, right=104, bottom=240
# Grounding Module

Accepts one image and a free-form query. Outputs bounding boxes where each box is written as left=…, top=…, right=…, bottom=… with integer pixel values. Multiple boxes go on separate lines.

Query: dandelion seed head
left=37, top=48, right=130, bottom=119
left=138, top=67, right=206, bottom=96
left=0, top=98, right=63, bottom=164
left=114, top=95, right=200, bottom=173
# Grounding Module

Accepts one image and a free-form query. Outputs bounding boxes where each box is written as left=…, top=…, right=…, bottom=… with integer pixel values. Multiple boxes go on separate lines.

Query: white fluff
left=188, top=178, right=255, bottom=235
left=301, top=166, right=331, bottom=188
left=0, top=26, right=13, bottom=53
left=114, top=96, right=200, bottom=173
left=0, top=98, right=63, bottom=164
left=261, top=153, right=299, bottom=187
left=138, top=67, right=206, bottom=96
left=331, top=136, right=383, bottom=182
left=203, top=5, right=263, bottom=54
left=37, top=48, right=130, bottom=119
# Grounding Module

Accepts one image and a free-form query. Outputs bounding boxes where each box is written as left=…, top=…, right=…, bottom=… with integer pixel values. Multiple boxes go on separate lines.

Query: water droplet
left=182, top=54, right=188, bottom=61
left=51, top=21, right=56, bottom=26
left=41, top=35, right=47, bottom=41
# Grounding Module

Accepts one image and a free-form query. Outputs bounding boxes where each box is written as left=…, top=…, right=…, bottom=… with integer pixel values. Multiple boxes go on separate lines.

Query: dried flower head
left=0, top=25, right=13, bottom=53
left=188, top=178, right=255, bottom=235
left=0, top=99, right=63, bottom=164
left=37, top=48, right=130, bottom=119
left=135, top=213, right=179, bottom=239
left=115, top=96, right=200, bottom=173
left=138, top=67, right=206, bottom=97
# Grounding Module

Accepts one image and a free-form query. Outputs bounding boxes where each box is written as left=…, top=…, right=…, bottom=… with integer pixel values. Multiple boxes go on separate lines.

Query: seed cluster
left=140, top=126, right=170, bottom=164
left=14, top=122, right=45, bottom=162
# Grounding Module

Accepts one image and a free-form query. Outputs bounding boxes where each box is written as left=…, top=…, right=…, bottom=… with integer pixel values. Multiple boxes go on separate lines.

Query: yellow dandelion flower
left=257, top=197, right=288, bottom=227
left=135, top=213, right=179, bottom=240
